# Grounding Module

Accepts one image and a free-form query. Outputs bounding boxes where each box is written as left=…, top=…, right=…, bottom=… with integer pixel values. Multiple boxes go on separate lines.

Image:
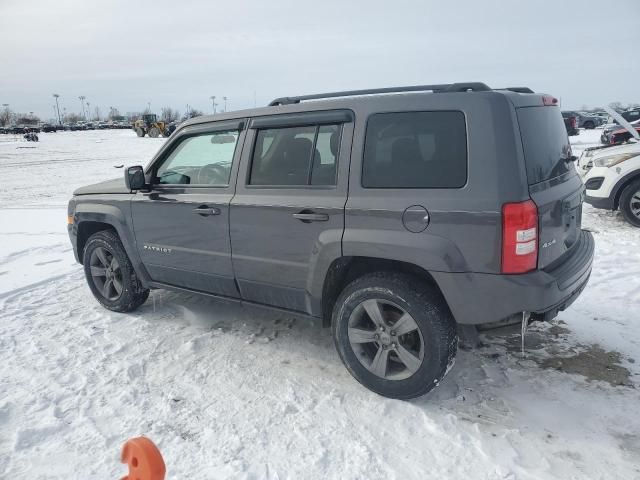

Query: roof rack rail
left=268, top=82, right=492, bottom=106
left=500, top=87, right=535, bottom=93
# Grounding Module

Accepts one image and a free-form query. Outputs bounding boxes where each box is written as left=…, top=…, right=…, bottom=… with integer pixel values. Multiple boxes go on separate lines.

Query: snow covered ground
left=0, top=129, right=638, bottom=479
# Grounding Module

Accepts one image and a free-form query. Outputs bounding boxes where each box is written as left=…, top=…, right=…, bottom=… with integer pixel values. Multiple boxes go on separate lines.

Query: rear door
left=230, top=111, right=353, bottom=313
left=516, top=106, right=584, bottom=269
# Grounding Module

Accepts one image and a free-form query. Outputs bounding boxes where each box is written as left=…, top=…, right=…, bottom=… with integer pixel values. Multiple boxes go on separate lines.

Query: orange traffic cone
left=121, top=437, right=166, bottom=480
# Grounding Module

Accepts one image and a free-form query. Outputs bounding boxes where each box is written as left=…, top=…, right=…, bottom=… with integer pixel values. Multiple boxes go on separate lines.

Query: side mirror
left=125, top=165, right=146, bottom=191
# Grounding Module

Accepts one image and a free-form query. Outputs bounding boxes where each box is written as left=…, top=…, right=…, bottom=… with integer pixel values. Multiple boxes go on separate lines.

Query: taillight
left=570, top=117, right=577, bottom=128
left=502, top=200, right=538, bottom=274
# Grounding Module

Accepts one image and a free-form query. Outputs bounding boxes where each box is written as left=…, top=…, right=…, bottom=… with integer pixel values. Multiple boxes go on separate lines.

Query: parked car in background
left=562, top=111, right=579, bottom=136
left=610, top=123, right=640, bottom=145
left=579, top=109, right=640, bottom=227
left=621, top=108, right=640, bottom=123
left=578, top=113, right=604, bottom=129
left=563, top=110, right=600, bottom=130
left=41, top=124, right=57, bottom=133
left=601, top=119, right=640, bottom=144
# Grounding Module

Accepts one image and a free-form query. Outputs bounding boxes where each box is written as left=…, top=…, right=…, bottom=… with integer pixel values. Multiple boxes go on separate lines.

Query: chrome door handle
left=193, top=206, right=221, bottom=217
left=292, top=212, right=329, bottom=223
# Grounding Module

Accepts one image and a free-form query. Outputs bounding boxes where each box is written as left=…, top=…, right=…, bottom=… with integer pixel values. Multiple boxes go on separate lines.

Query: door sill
left=148, top=281, right=319, bottom=321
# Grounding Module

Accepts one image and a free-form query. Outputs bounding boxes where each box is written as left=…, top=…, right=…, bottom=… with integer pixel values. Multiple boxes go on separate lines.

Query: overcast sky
left=1, top=0, right=638, bottom=120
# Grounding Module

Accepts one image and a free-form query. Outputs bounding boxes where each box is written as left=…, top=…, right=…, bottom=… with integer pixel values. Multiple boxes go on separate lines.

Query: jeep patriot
left=67, top=82, right=594, bottom=398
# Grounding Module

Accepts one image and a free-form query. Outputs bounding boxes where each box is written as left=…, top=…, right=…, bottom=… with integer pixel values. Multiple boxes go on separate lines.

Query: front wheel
left=135, top=127, right=145, bottom=137
left=332, top=272, right=457, bottom=399
left=83, top=230, right=149, bottom=312
left=620, top=180, right=640, bottom=227
left=148, top=127, right=160, bottom=138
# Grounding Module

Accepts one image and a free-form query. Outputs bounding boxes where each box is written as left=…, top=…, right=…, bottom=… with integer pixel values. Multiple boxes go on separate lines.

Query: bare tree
left=16, top=113, right=39, bottom=125
left=182, top=108, right=203, bottom=121
left=609, top=102, right=624, bottom=112
left=161, top=107, right=180, bottom=123
left=0, top=106, right=12, bottom=127
left=93, top=106, right=101, bottom=121
left=64, top=113, right=83, bottom=123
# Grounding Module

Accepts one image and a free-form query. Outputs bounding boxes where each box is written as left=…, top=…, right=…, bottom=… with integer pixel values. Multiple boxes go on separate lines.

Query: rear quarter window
left=362, top=111, right=467, bottom=188
left=517, top=107, right=574, bottom=185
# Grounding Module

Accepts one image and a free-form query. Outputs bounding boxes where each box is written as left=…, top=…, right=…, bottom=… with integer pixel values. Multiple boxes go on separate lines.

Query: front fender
left=73, top=197, right=151, bottom=287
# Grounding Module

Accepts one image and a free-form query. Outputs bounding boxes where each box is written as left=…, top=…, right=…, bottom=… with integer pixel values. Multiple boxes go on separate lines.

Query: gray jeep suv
left=67, top=82, right=594, bottom=399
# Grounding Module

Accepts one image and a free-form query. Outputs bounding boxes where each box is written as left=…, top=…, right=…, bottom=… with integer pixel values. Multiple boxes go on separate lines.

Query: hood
left=588, top=141, right=640, bottom=161
left=73, top=177, right=131, bottom=195
left=579, top=141, right=640, bottom=173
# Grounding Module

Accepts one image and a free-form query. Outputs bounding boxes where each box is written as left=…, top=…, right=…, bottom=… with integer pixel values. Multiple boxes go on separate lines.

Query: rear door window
left=249, top=124, right=341, bottom=186
left=362, top=111, right=467, bottom=188
left=517, top=107, right=574, bottom=185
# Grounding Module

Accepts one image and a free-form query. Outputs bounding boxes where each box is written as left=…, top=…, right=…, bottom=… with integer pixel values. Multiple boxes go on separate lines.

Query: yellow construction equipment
left=132, top=114, right=174, bottom=138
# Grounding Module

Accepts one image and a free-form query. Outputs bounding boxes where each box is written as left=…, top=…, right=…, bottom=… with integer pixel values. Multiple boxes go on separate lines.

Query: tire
left=619, top=179, right=640, bottom=227
left=135, top=127, right=145, bottom=137
left=331, top=272, right=457, bottom=399
left=83, top=230, right=150, bottom=312
left=148, top=127, right=160, bottom=138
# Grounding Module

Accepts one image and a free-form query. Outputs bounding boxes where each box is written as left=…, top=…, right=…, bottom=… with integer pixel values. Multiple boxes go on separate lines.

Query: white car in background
left=579, top=107, right=640, bottom=227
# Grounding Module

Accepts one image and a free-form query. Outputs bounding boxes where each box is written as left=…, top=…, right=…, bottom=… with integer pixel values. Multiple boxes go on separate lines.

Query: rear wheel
left=135, top=127, right=145, bottom=137
left=83, top=230, right=149, bottom=312
left=148, top=127, right=160, bottom=138
left=332, top=272, right=457, bottom=399
left=620, top=180, right=640, bottom=227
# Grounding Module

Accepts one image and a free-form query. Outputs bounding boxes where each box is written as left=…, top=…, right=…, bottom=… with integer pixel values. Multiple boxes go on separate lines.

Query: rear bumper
left=432, top=230, right=594, bottom=325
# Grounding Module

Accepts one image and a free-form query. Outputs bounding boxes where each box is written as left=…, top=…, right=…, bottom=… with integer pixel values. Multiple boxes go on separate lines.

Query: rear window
left=362, top=111, right=467, bottom=188
left=517, top=107, right=573, bottom=185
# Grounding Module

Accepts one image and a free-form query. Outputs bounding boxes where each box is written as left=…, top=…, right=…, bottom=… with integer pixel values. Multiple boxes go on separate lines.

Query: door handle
left=292, top=211, right=329, bottom=223
left=193, top=206, right=221, bottom=217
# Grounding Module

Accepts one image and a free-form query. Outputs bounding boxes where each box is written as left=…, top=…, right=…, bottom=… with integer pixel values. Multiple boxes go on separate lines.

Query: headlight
left=593, top=152, right=638, bottom=168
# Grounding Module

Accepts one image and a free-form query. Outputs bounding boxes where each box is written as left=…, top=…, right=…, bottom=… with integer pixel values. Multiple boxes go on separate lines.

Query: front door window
left=155, top=131, right=239, bottom=186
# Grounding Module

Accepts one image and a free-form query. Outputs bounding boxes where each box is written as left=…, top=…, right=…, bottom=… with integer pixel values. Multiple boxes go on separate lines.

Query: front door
left=230, top=112, right=354, bottom=313
left=132, top=120, right=245, bottom=297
